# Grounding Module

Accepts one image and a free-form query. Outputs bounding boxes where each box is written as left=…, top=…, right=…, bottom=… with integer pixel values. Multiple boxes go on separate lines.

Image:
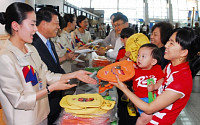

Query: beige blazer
left=51, top=31, right=75, bottom=73
left=71, top=28, right=91, bottom=48
left=0, top=40, right=61, bottom=125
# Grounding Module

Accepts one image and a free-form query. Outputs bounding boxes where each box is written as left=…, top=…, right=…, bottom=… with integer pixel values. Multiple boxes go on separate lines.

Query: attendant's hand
left=68, top=52, right=79, bottom=60
left=49, top=79, right=77, bottom=92
left=96, top=47, right=106, bottom=56
left=72, top=53, right=79, bottom=60
left=74, top=70, right=97, bottom=84
left=67, top=52, right=74, bottom=59
left=78, top=44, right=89, bottom=50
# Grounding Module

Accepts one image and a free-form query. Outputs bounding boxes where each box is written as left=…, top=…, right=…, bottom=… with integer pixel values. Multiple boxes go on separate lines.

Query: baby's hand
left=125, top=51, right=131, bottom=57
left=147, top=81, right=155, bottom=92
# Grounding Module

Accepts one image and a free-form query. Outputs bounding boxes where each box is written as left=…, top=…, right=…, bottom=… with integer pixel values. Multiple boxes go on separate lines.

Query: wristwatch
left=46, top=86, right=51, bottom=94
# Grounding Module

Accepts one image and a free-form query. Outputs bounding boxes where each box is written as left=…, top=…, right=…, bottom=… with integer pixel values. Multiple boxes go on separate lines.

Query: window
left=67, top=0, right=200, bottom=27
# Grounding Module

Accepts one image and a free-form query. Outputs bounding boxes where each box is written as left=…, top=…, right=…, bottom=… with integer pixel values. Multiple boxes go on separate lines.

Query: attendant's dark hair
left=58, top=15, right=66, bottom=30
left=77, top=15, right=87, bottom=27
left=120, top=28, right=135, bottom=39
left=151, top=22, right=173, bottom=45
left=36, top=7, right=59, bottom=26
left=172, top=27, right=200, bottom=77
left=113, top=14, right=128, bottom=23
left=0, top=2, right=34, bottom=35
left=63, top=14, right=76, bottom=27
left=140, top=43, right=162, bottom=64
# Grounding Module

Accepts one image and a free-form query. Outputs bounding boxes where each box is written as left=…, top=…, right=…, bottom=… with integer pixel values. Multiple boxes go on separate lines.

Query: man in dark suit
left=32, top=7, right=65, bottom=125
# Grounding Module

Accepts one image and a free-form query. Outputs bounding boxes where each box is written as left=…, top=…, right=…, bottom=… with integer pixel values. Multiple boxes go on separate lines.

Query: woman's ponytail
left=0, top=12, right=6, bottom=25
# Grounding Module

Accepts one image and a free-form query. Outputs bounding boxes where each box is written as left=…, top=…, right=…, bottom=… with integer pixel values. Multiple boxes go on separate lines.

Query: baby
left=133, top=43, right=164, bottom=125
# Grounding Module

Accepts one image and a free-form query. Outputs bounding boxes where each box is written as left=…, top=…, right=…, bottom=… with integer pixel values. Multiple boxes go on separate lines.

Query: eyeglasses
left=113, top=23, right=125, bottom=28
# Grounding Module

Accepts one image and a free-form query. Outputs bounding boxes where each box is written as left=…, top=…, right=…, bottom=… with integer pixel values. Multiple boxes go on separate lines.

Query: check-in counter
left=58, top=52, right=118, bottom=125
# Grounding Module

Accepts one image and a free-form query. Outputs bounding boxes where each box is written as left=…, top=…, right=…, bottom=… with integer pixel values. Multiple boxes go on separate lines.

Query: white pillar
left=25, top=0, right=35, bottom=8
left=144, top=0, right=149, bottom=24
left=168, top=0, right=173, bottom=24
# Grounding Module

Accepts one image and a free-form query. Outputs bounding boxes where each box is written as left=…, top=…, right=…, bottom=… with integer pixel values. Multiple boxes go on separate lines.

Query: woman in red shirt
left=111, top=27, right=200, bottom=125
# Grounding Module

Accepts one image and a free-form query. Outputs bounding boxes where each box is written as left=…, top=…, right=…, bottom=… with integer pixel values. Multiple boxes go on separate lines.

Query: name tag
left=38, top=81, right=43, bottom=90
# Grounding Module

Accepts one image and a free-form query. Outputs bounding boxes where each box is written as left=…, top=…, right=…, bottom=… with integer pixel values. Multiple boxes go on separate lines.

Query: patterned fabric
left=22, top=65, right=38, bottom=86
left=71, top=41, right=75, bottom=49
left=75, top=35, right=86, bottom=47
left=66, top=48, right=72, bottom=53
left=58, top=42, right=64, bottom=49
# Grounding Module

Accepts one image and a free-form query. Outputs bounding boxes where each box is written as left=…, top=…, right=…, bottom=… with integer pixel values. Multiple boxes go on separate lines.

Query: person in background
left=115, top=28, right=136, bottom=125
left=32, top=7, right=66, bottom=124
left=0, top=2, right=97, bottom=125
left=96, top=14, right=129, bottom=61
left=150, top=22, right=173, bottom=69
left=194, top=22, right=199, bottom=29
left=53, top=14, right=78, bottom=74
left=71, top=15, right=91, bottom=49
left=140, top=23, right=147, bottom=35
left=135, top=24, right=139, bottom=33
left=115, top=28, right=135, bottom=62
left=51, top=14, right=78, bottom=96
left=101, top=12, right=123, bottom=49
left=111, top=27, right=200, bottom=124
left=51, top=14, right=77, bottom=73
left=106, top=24, right=111, bottom=36
left=146, top=24, right=150, bottom=38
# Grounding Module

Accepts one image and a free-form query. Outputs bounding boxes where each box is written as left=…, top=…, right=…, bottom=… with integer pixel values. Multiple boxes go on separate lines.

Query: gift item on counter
left=74, top=49, right=94, bottom=54
left=60, top=112, right=110, bottom=125
left=96, top=60, right=135, bottom=93
left=86, top=39, right=104, bottom=46
left=125, top=33, right=150, bottom=62
left=60, top=93, right=115, bottom=115
left=92, top=58, right=112, bottom=67
left=98, top=80, right=114, bottom=94
left=84, top=67, right=103, bottom=73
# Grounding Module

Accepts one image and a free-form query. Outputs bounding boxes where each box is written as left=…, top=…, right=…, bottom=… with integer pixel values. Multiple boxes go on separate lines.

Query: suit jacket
left=32, top=34, right=65, bottom=124
left=0, top=40, right=61, bottom=125
left=32, top=34, right=65, bottom=74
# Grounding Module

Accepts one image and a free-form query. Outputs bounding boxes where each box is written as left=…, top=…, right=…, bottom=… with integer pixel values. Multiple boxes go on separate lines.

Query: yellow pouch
left=125, top=33, right=150, bottom=62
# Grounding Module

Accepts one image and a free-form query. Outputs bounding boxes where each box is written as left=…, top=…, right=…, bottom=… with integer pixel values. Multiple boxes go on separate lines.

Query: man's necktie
left=46, top=39, right=57, bottom=63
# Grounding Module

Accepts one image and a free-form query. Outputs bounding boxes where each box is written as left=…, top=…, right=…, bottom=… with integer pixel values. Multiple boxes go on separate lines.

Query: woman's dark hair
left=63, top=14, right=76, bottom=27
left=151, top=22, right=173, bottom=45
left=58, top=15, right=66, bottom=30
left=172, top=27, right=200, bottom=77
left=140, top=43, right=162, bottom=64
left=0, top=2, right=34, bottom=35
left=120, top=28, right=135, bottom=39
left=36, top=7, right=59, bottom=26
left=77, top=15, right=87, bottom=27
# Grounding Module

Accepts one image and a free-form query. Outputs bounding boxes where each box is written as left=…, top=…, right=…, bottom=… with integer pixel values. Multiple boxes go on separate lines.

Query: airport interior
left=1, top=0, right=200, bottom=125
